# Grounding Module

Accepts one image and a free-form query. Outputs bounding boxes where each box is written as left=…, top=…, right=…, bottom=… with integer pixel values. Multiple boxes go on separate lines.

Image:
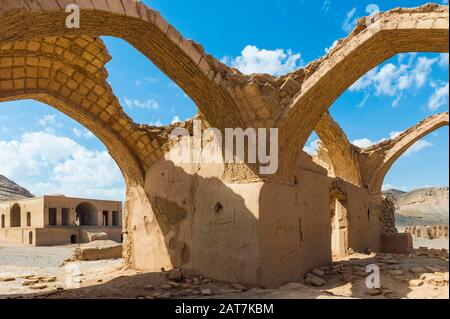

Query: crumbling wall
left=380, top=197, right=398, bottom=235
left=127, top=140, right=381, bottom=287
left=405, top=225, right=449, bottom=239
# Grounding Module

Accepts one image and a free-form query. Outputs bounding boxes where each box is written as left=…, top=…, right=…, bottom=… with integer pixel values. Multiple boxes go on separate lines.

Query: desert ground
left=1, top=242, right=448, bottom=299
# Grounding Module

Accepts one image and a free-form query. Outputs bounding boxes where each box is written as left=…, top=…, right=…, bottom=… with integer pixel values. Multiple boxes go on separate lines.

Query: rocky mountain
left=383, top=187, right=449, bottom=227
left=382, top=189, right=406, bottom=198
left=0, top=174, right=34, bottom=201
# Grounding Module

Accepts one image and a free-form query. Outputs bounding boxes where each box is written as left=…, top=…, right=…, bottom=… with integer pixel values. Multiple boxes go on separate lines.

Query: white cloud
left=382, top=184, right=397, bottom=191
left=72, top=128, right=81, bottom=137
left=325, top=40, right=339, bottom=54
left=438, top=53, right=449, bottom=68
left=52, top=149, right=121, bottom=187
left=303, top=139, right=320, bottom=156
left=22, top=181, right=124, bottom=202
left=352, top=132, right=433, bottom=157
left=412, top=56, right=437, bottom=88
left=222, top=45, right=303, bottom=76
left=382, top=184, right=408, bottom=191
left=322, top=0, right=331, bottom=12
left=38, top=115, right=63, bottom=132
left=389, top=131, right=402, bottom=139
left=123, top=97, right=159, bottom=110
left=357, top=93, right=370, bottom=108
left=171, top=116, right=181, bottom=124
left=350, top=54, right=441, bottom=106
left=352, top=131, right=405, bottom=148
left=404, top=140, right=433, bottom=156
left=428, top=82, right=449, bottom=110
left=149, top=120, right=163, bottom=126
left=391, top=93, right=403, bottom=108
left=352, top=138, right=376, bottom=148
left=0, top=132, right=82, bottom=178
left=135, top=77, right=158, bottom=86
left=342, top=8, right=357, bottom=33
left=0, top=131, right=124, bottom=201
left=72, top=127, right=95, bottom=139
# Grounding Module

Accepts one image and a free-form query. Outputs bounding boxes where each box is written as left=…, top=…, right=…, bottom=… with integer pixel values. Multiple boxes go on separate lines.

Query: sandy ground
left=0, top=243, right=122, bottom=297
left=0, top=243, right=448, bottom=299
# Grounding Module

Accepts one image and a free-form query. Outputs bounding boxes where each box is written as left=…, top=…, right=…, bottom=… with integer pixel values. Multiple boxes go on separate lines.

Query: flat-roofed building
left=0, top=195, right=122, bottom=246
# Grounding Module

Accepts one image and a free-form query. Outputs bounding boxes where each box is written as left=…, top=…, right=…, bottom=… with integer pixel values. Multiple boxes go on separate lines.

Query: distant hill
left=383, top=187, right=449, bottom=227
left=382, top=188, right=407, bottom=198
left=0, top=175, right=34, bottom=201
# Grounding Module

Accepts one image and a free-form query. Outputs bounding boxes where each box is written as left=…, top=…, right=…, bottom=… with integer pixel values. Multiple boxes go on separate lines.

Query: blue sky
left=0, top=0, right=448, bottom=201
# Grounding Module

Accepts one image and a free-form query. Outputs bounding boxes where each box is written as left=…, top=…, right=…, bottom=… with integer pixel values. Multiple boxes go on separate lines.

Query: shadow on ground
left=2, top=251, right=448, bottom=299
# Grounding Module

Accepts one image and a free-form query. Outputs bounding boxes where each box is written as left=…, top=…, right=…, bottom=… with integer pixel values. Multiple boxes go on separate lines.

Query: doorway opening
left=26, top=212, right=31, bottom=227
left=330, top=193, right=349, bottom=258
left=75, top=202, right=98, bottom=226
left=10, top=203, right=21, bottom=227
left=102, top=211, right=109, bottom=226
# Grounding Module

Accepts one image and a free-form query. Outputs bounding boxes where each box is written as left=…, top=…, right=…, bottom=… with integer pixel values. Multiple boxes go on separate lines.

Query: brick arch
left=0, top=0, right=246, bottom=131
left=0, top=35, right=181, bottom=266
left=0, top=35, right=145, bottom=185
left=314, top=112, right=362, bottom=186
left=277, top=4, right=449, bottom=179
left=364, top=112, right=449, bottom=194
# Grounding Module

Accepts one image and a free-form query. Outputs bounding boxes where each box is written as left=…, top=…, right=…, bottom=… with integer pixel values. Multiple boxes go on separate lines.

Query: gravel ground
left=1, top=243, right=448, bottom=299
left=0, top=244, right=74, bottom=268
left=0, top=243, right=123, bottom=297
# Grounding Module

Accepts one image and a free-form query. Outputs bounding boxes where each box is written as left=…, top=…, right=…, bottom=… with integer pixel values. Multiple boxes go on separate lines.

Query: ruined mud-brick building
left=405, top=225, right=449, bottom=239
left=0, top=195, right=122, bottom=245
left=0, top=1, right=448, bottom=287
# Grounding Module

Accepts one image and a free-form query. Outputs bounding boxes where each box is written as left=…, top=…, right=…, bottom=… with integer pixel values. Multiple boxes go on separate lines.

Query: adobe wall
left=34, top=228, right=78, bottom=246
left=126, top=144, right=380, bottom=287
left=35, top=227, right=122, bottom=246
left=43, top=196, right=123, bottom=227
left=0, top=228, right=24, bottom=244
left=0, top=198, right=44, bottom=228
left=346, top=184, right=381, bottom=253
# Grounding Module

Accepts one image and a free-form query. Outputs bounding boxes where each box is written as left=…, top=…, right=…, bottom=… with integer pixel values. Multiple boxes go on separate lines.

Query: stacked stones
left=380, top=197, right=398, bottom=234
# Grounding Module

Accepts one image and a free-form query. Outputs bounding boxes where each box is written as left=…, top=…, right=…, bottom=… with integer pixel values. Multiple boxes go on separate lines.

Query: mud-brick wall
left=139, top=157, right=262, bottom=286
left=127, top=149, right=382, bottom=287
left=0, top=228, right=23, bottom=244
left=258, top=166, right=334, bottom=287
left=346, top=183, right=381, bottom=253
